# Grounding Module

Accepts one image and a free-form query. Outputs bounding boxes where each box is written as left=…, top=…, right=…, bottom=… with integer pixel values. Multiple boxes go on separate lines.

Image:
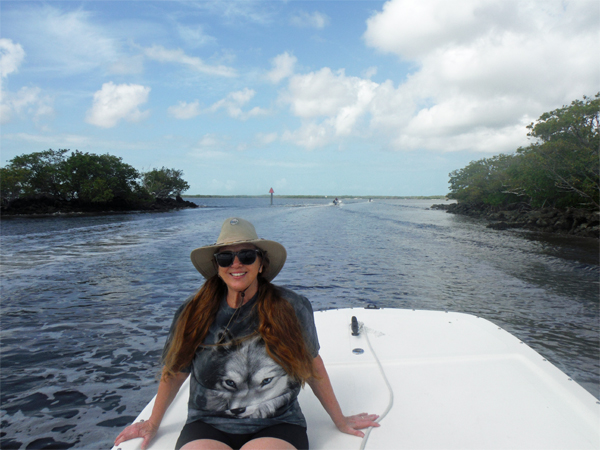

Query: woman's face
left=216, top=243, right=262, bottom=299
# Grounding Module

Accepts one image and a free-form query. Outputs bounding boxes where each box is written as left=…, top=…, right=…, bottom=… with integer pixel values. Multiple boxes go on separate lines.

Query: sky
left=1, top=0, right=598, bottom=196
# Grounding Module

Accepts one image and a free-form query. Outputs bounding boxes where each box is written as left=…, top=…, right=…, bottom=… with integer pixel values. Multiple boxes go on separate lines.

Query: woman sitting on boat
left=115, top=217, right=379, bottom=450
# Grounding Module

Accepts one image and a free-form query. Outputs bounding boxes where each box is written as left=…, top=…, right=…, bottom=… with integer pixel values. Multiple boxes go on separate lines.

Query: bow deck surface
left=112, top=308, right=600, bottom=450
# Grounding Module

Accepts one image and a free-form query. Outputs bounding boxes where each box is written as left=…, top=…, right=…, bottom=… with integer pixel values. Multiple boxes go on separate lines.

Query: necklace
left=217, top=289, right=247, bottom=344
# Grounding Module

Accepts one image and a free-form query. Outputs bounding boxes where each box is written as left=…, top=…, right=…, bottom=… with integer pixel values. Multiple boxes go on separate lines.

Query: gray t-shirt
left=164, top=285, right=320, bottom=434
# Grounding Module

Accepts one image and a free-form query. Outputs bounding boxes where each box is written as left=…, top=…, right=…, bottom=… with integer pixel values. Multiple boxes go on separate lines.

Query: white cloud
left=282, top=122, right=332, bottom=150
left=246, top=106, right=268, bottom=118
left=0, top=41, right=54, bottom=125
left=197, top=134, right=222, bottom=148
left=185, top=1, right=276, bottom=25
left=187, top=134, right=232, bottom=160
left=362, top=67, right=378, bottom=79
left=253, top=159, right=319, bottom=169
left=2, top=132, right=88, bottom=146
left=11, top=87, right=54, bottom=122
left=267, top=52, right=297, bottom=83
left=364, top=0, right=506, bottom=59
left=0, top=38, right=26, bottom=123
left=10, top=87, right=41, bottom=114
left=0, top=39, right=25, bottom=79
left=193, top=150, right=230, bottom=159
left=396, top=122, right=529, bottom=153
left=206, top=88, right=268, bottom=120
left=86, top=82, right=150, bottom=128
left=228, top=89, right=255, bottom=105
left=290, top=11, right=330, bottom=29
left=281, top=0, right=599, bottom=152
left=168, top=100, right=201, bottom=119
left=110, top=55, right=144, bottom=75
left=255, top=132, right=278, bottom=145
left=0, top=102, right=11, bottom=124
left=143, top=45, right=237, bottom=77
left=360, top=0, right=600, bottom=152
left=169, top=89, right=268, bottom=121
left=281, top=66, right=532, bottom=150
left=283, top=68, right=378, bottom=136
left=286, top=69, right=356, bottom=118
left=2, top=6, right=227, bottom=80
left=2, top=6, right=122, bottom=76
left=176, top=23, right=217, bottom=48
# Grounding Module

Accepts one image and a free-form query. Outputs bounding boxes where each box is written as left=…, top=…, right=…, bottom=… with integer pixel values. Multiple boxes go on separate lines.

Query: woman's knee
left=241, top=437, right=297, bottom=450
left=180, top=439, right=233, bottom=450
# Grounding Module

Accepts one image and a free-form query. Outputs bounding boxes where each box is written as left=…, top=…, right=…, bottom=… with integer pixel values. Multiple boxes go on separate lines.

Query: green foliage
left=448, top=154, right=519, bottom=205
left=522, top=93, right=599, bottom=208
left=0, top=166, right=30, bottom=202
left=448, top=94, right=599, bottom=209
left=63, top=151, right=140, bottom=203
left=2, top=149, right=69, bottom=199
left=141, top=167, right=190, bottom=199
left=1, top=149, right=191, bottom=206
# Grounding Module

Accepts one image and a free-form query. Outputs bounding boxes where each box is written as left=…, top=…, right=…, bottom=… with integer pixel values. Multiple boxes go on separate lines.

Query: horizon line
left=185, top=194, right=450, bottom=199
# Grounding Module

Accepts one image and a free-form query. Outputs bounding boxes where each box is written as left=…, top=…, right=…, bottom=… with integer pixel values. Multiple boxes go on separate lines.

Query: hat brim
left=190, top=239, right=287, bottom=282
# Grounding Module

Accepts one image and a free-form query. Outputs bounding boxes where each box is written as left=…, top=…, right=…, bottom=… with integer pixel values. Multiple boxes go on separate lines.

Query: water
left=1, top=198, right=598, bottom=449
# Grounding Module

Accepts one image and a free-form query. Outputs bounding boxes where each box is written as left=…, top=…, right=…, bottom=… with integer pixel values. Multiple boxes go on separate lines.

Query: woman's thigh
left=246, top=424, right=308, bottom=450
left=176, top=420, right=236, bottom=450
left=176, top=420, right=308, bottom=450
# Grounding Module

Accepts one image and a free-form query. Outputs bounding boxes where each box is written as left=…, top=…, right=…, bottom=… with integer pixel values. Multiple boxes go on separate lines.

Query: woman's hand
left=334, top=412, right=380, bottom=438
left=114, top=420, right=158, bottom=450
left=308, top=357, right=382, bottom=439
left=113, top=370, right=188, bottom=450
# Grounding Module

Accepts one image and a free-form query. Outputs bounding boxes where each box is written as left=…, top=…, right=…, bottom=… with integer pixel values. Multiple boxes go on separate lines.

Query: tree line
left=0, top=149, right=190, bottom=207
left=447, top=94, right=599, bottom=210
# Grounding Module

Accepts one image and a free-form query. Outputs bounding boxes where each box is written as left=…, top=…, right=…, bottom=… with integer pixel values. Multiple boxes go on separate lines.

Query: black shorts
left=175, top=419, right=309, bottom=450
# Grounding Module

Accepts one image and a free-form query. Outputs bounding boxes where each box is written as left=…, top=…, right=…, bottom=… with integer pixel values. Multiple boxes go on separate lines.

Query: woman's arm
left=114, top=370, right=189, bottom=450
left=307, top=355, right=380, bottom=438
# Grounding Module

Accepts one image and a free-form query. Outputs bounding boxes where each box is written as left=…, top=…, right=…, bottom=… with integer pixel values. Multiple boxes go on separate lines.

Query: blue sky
left=1, top=1, right=598, bottom=196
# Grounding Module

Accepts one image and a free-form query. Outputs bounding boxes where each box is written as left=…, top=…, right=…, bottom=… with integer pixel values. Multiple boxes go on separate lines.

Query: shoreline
left=186, top=194, right=447, bottom=199
left=0, top=195, right=200, bottom=218
left=431, top=202, right=599, bottom=239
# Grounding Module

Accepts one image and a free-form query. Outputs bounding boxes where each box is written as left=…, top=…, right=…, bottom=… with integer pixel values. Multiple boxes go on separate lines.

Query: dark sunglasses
left=214, top=249, right=262, bottom=268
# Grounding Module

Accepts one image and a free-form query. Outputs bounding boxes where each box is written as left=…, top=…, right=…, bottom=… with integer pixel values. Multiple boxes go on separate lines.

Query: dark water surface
left=1, top=198, right=598, bottom=449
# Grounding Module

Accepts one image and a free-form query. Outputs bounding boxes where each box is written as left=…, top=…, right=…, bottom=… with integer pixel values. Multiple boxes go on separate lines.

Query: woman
left=115, top=217, right=379, bottom=450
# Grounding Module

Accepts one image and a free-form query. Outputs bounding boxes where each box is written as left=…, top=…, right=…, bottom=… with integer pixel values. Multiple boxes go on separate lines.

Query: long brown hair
left=161, top=275, right=226, bottom=379
left=255, top=280, right=318, bottom=384
left=162, top=266, right=318, bottom=384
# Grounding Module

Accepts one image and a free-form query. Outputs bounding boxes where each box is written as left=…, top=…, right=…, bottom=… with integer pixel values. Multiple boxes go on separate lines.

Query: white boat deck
left=112, top=308, right=600, bottom=450
left=303, top=308, right=599, bottom=449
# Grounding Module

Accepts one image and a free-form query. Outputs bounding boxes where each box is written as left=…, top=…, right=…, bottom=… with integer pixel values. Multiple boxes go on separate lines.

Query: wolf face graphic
left=201, top=332, right=297, bottom=418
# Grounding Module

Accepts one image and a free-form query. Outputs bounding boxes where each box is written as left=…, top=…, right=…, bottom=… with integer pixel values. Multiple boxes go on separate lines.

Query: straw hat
left=190, top=217, right=287, bottom=282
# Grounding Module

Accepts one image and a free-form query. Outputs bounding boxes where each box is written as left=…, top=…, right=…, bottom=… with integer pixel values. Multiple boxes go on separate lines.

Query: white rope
left=359, top=322, right=394, bottom=450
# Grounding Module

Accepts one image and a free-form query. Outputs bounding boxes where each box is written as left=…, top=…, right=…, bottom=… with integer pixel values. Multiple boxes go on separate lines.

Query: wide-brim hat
left=190, top=217, right=287, bottom=282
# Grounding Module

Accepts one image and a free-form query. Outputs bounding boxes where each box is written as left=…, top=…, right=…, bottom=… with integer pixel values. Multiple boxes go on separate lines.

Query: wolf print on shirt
left=200, top=331, right=297, bottom=419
